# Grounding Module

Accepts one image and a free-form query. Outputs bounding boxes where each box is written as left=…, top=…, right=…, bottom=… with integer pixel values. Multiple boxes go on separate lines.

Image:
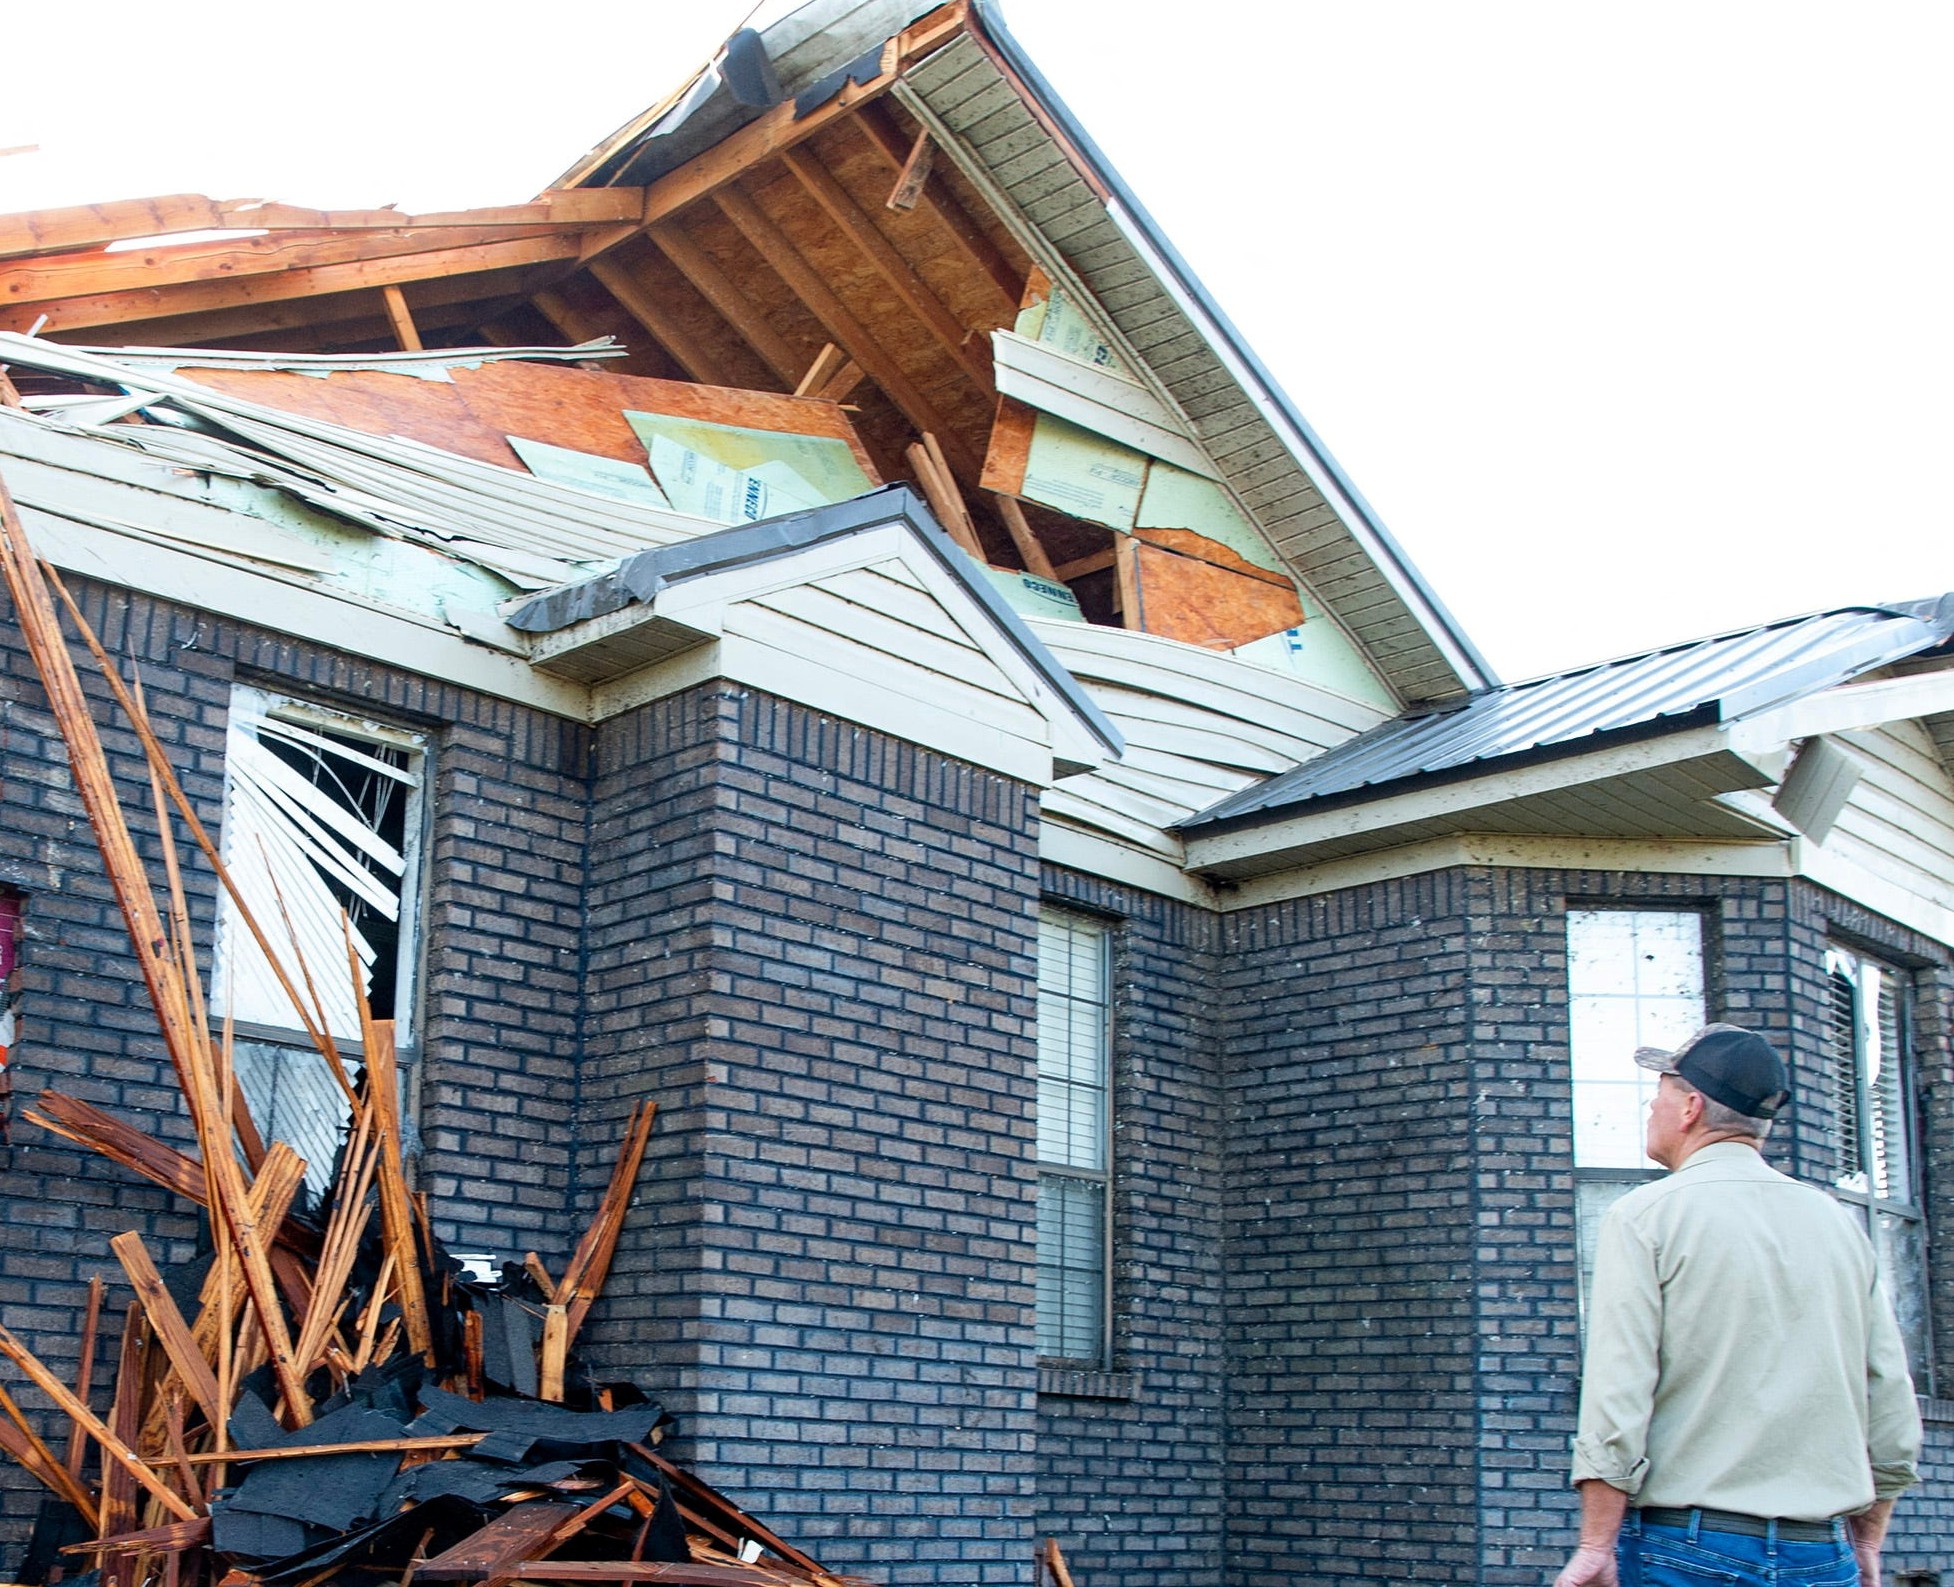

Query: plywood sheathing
left=172, top=361, right=882, bottom=484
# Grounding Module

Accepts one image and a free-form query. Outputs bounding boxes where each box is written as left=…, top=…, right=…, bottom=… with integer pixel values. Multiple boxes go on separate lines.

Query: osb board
left=1136, top=527, right=1293, bottom=588
left=177, top=361, right=882, bottom=482
left=979, top=395, right=1036, bottom=495
left=1135, top=542, right=1303, bottom=651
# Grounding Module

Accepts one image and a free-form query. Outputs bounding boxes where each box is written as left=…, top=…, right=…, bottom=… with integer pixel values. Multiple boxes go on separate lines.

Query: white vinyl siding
left=1036, top=909, right=1111, bottom=1364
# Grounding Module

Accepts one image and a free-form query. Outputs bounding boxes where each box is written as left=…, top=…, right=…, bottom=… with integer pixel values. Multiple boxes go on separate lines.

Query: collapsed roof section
left=0, top=0, right=1489, bottom=706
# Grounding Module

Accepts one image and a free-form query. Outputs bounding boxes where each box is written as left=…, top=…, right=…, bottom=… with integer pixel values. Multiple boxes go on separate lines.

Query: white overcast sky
left=3, top=1, right=1947, bottom=684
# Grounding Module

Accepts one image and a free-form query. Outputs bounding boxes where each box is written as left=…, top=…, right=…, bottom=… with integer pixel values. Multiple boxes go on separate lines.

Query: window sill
left=1038, top=1366, right=1136, bottom=1401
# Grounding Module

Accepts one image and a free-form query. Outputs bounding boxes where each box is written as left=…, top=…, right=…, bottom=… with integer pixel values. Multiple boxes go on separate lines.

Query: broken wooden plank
left=110, top=1232, right=223, bottom=1429
left=363, top=1019, right=432, bottom=1362
left=0, top=1383, right=100, bottom=1526
left=993, top=493, right=1058, bottom=580
left=0, top=479, right=313, bottom=1422
left=886, top=128, right=935, bottom=212
left=794, top=342, right=851, bottom=399
left=414, top=1501, right=580, bottom=1580
left=558, top=1103, right=658, bottom=1341
left=63, top=1516, right=213, bottom=1556
left=0, top=1320, right=196, bottom=1519
left=182, top=1433, right=486, bottom=1464
left=62, top=1275, right=104, bottom=1482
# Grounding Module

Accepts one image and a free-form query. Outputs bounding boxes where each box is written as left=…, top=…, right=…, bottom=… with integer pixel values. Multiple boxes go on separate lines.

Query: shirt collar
left=1675, top=1139, right=1769, bottom=1172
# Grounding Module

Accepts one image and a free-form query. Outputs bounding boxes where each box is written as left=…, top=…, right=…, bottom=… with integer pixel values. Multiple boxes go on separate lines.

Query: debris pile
left=0, top=475, right=863, bottom=1586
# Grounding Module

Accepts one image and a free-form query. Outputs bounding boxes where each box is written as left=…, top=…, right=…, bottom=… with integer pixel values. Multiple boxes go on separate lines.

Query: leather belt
left=1637, top=1507, right=1838, bottom=1543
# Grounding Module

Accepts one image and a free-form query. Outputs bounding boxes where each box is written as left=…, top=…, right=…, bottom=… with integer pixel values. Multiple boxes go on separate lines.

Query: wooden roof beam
left=851, top=101, right=1022, bottom=312
left=641, top=227, right=801, bottom=387
left=0, top=190, right=647, bottom=264
left=45, top=270, right=551, bottom=350
left=778, top=146, right=994, bottom=395
left=0, top=222, right=586, bottom=308
left=712, top=183, right=982, bottom=478
left=380, top=286, right=423, bottom=352
left=578, top=3, right=973, bottom=273
left=0, top=232, right=596, bottom=334
left=581, top=257, right=742, bottom=386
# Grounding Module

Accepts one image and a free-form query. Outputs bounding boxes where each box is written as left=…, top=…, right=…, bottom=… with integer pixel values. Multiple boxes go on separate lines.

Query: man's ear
left=1678, top=1086, right=1706, bottom=1127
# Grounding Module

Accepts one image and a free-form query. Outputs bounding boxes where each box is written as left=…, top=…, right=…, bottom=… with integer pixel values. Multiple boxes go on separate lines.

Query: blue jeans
left=1618, top=1510, right=1857, bottom=1586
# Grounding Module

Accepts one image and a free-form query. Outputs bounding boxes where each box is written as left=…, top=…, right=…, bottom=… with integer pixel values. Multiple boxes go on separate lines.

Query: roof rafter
left=778, top=146, right=994, bottom=395
left=712, top=182, right=980, bottom=479
left=641, top=227, right=802, bottom=388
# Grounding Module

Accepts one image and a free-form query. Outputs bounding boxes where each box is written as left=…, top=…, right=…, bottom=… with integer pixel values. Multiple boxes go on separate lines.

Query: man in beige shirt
left=1555, top=1023, right=1920, bottom=1587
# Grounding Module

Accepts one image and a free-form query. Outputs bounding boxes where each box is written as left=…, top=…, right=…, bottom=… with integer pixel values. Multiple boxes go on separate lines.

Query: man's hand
left=1848, top=1497, right=1893, bottom=1587
left=1553, top=1543, right=1619, bottom=1587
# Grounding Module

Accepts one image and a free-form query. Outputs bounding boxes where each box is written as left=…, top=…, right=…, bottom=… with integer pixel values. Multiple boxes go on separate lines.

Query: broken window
left=1566, top=909, right=1707, bottom=1319
left=1827, top=945, right=1933, bottom=1392
left=212, top=687, right=427, bottom=1193
left=1036, top=908, right=1112, bottom=1365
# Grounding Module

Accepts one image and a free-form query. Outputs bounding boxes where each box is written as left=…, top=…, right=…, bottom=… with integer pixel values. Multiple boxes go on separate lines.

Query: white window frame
left=1036, top=907, right=1113, bottom=1367
left=1566, top=908, right=1708, bottom=1322
left=212, top=687, right=428, bottom=1197
left=1827, top=944, right=1933, bottom=1392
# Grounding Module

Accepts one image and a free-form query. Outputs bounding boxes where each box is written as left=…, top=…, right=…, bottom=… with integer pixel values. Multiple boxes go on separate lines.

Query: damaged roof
left=0, top=0, right=1490, bottom=706
left=1183, top=597, right=1954, bottom=831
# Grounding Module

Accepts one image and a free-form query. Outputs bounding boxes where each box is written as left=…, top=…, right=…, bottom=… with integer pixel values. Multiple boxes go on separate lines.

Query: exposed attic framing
left=0, top=0, right=1484, bottom=702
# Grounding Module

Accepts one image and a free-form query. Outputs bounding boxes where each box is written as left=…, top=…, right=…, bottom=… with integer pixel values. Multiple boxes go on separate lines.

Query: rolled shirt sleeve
left=1571, top=1204, right=1663, bottom=1494
left=1865, top=1272, right=1923, bottom=1499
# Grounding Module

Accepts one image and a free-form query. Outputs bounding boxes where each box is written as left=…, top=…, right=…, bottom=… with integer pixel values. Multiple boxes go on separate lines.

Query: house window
left=1827, top=945, right=1933, bottom=1390
left=212, top=687, right=427, bottom=1193
left=1036, top=908, right=1111, bottom=1365
left=1567, top=909, right=1707, bottom=1315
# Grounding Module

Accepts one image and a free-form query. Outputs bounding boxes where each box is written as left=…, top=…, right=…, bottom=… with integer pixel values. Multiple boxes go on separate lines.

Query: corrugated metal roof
left=1183, top=599, right=1954, bottom=830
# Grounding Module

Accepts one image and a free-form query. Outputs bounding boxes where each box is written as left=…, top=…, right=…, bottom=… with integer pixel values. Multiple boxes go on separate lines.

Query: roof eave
left=967, top=0, right=1496, bottom=696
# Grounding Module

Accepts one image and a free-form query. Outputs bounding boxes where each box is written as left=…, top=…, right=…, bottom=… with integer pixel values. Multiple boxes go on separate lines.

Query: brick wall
left=579, top=685, right=1045, bottom=1586
left=1033, top=867, right=1226, bottom=1586
left=1212, top=863, right=1954, bottom=1585
left=0, top=578, right=591, bottom=1561
left=1217, top=871, right=1482, bottom=1585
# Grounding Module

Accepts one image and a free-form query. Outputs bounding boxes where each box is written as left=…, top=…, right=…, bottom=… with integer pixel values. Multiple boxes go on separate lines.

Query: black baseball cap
left=1634, top=1023, right=1789, bottom=1119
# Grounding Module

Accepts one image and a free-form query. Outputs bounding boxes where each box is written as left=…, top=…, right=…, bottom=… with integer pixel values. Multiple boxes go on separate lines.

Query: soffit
left=902, top=33, right=1473, bottom=704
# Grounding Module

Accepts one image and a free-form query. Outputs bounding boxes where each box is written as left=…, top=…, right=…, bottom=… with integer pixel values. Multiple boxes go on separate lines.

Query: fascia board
left=1181, top=723, right=1773, bottom=875
left=1038, top=819, right=1215, bottom=908
left=1730, top=668, right=1954, bottom=750
left=18, top=502, right=589, bottom=718
left=588, top=625, right=1057, bottom=786
left=1214, top=834, right=1795, bottom=913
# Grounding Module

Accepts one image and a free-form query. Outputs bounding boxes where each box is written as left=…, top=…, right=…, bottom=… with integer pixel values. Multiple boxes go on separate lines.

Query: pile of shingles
left=0, top=473, right=865, bottom=1587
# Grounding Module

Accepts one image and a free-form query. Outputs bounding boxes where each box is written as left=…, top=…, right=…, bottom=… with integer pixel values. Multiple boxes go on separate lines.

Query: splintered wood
left=0, top=468, right=863, bottom=1587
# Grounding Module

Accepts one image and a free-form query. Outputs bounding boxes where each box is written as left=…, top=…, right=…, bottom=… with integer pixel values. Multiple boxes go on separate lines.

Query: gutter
left=968, top=0, right=1498, bottom=693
